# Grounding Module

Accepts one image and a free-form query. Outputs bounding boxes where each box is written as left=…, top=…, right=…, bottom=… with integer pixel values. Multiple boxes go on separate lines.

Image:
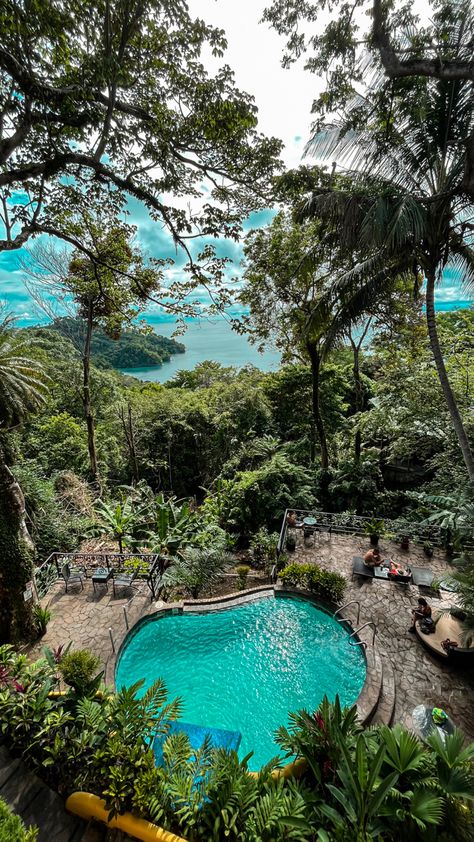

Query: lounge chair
left=352, top=556, right=375, bottom=579
left=411, top=567, right=434, bottom=588
left=112, top=568, right=138, bottom=596
left=61, top=562, right=86, bottom=593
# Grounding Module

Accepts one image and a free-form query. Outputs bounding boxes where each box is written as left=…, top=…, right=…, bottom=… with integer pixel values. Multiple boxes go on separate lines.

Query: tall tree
left=241, top=211, right=346, bottom=470
left=25, top=218, right=162, bottom=490
left=0, top=0, right=282, bottom=310
left=292, top=9, right=474, bottom=478
left=263, top=0, right=474, bottom=197
left=0, top=317, right=49, bottom=642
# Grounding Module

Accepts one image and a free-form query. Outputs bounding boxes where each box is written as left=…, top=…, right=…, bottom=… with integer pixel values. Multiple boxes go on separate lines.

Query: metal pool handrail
left=349, top=621, right=377, bottom=649
left=334, top=601, right=361, bottom=626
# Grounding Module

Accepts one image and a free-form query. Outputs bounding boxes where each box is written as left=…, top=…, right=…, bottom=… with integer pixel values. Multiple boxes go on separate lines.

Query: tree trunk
left=82, top=302, right=101, bottom=493
left=306, top=343, right=329, bottom=471
left=351, top=341, right=362, bottom=462
left=425, top=270, right=474, bottom=480
left=0, top=444, right=35, bottom=643
left=120, top=404, right=140, bottom=485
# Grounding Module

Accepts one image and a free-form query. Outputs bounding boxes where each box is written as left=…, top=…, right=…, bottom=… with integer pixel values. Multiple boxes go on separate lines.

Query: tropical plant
left=413, top=488, right=474, bottom=548
left=276, top=697, right=474, bottom=841
left=94, top=497, right=139, bottom=553
left=138, top=732, right=312, bottom=842
left=58, top=650, right=102, bottom=696
left=250, top=528, right=279, bottom=572
left=163, top=545, right=231, bottom=599
left=235, top=564, right=251, bottom=590
left=0, top=318, right=50, bottom=642
left=364, top=518, right=385, bottom=544
left=0, top=797, right=38, bottom=842
left=33, top=604, right=51, bottom=637
left=275, top=695, right=361, bottom=786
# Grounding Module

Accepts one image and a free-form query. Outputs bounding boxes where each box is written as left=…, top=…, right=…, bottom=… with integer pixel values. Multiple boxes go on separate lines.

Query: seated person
left=364, top=547, right=381, bottom=568
left=409, top=597, right=431, bottom=632
left=389, top=559, right=411, bottom=578
left=286, top=510, right=298, bottom=528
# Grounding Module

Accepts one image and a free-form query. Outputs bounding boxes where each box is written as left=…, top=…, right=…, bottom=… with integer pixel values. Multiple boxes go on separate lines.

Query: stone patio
left=290, top=530, right=474, bottom=739
left=30, top=533, right=474, bottom=741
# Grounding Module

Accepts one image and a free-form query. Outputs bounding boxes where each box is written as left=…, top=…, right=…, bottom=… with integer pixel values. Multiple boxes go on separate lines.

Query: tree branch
left=372, top=0, right=474, bottom=81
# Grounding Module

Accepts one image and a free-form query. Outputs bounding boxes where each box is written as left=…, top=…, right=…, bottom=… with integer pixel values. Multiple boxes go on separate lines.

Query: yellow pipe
left=66, top=792, right=187, bottom=842
left=249, top=757, right=307, bottom=780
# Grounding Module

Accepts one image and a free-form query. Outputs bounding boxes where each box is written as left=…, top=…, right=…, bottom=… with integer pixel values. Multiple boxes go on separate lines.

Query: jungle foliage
left=0, top=645, right=473, bottom=842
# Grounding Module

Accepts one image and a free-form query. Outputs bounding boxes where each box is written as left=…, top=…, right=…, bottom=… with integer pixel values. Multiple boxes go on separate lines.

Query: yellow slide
left=66, top=792, right=187, bottom=842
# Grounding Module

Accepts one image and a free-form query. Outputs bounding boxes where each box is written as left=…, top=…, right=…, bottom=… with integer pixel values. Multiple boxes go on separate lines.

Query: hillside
left=31, top=317, right=185, bottom=370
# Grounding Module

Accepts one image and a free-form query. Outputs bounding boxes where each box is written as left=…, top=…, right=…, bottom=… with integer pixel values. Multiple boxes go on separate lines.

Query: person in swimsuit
left=364, top=547, right=381, bottom=568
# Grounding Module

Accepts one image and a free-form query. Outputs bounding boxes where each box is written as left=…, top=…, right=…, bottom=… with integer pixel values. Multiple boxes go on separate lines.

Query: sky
left=0, top=0, right=471, bottom=326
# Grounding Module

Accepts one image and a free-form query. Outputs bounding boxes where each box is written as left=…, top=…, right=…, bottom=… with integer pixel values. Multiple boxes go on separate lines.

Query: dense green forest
left=9, top=304, right=474, bottom=558
left=31, top=317, right=185, bottom=370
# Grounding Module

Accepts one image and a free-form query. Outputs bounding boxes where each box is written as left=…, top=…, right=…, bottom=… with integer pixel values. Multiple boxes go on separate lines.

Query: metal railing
left=33, top=552, right=162, bottom=598
left=334, top=601, right=361, bottom=626
left=278, top=507, right=447, bottom=554
left=349, top=622, right=377, bottom=649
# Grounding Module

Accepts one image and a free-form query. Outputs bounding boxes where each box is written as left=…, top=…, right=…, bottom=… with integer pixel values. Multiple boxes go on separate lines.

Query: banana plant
left=95, top=497, right=140, bottom=553
left=149, top=493, right=200, bottom=558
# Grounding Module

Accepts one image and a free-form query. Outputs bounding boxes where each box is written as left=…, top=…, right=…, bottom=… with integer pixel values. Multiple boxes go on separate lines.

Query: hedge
left=278, top=562, right=346, bottom=603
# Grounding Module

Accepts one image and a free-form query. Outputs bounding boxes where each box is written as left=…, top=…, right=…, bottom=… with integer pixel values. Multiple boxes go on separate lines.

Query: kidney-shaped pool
left=115, top=594, right=366, bottom=769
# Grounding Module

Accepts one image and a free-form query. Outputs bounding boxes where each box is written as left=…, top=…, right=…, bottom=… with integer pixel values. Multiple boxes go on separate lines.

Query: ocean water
left=115, top=595, right=366, bottom=769
left=121, top=316, right=281, bottom=382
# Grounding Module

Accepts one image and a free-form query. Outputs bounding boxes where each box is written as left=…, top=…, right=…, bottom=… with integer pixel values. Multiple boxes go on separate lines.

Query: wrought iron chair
left=112, top=568, right=138, bottom=596
left=61, top=562, right=86, bottom=592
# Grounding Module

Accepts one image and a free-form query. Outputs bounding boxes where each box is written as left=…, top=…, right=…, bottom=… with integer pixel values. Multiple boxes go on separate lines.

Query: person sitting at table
left=389, top=559, right=411, bottom=578
left=364, top=547, right=381, bottom=568
left=286, top=510, right=297, bottom=528
left=409, top=597, right=431, bottom=632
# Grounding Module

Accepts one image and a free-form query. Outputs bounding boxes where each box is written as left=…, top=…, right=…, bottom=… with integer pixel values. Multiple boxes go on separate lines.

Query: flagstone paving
left=30, top=533, right=474, bottom=741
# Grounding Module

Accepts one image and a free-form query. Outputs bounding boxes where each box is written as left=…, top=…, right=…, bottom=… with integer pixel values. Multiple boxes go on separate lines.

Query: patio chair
left=112, top=568, right=138, bottom=596
left=61, top=562, right=86, bottom=593
left=352, top=556, right=375, bottom=579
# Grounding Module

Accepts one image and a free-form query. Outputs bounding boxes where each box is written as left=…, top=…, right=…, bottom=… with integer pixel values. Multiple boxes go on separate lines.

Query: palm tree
left=0, top=317, right=49, bottom=642
left=302, top=2, right=474, bottom=479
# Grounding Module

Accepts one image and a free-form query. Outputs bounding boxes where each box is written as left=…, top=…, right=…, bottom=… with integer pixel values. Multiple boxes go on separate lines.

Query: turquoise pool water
left=115, top=595, right=366, bottom=769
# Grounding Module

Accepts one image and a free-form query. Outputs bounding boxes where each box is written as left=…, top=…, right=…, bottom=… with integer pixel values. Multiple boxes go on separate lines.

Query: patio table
left=92, top=567, right=113, bottom=591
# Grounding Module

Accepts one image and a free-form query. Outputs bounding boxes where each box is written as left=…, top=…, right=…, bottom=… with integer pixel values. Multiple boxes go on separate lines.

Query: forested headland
left=29, top=317, right=185, bottom=371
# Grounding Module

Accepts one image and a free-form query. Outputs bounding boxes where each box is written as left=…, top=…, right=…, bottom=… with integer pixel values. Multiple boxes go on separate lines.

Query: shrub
left=0, top=798, right=38, bottom=842
left=235, top=564, right=250, bottom=590
left=59, top=650, right=102, bottom=695
left=279, top=562, right=346, bottom=603
left=250, top=527, right=279, bottom=572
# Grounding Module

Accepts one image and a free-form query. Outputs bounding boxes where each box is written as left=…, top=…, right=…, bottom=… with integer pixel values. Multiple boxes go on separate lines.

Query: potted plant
left=364, top=517, right=385, bottom=546
left=285, top=530, right=296, bottom=552
left=423, top=541, right=434, bottom=558
left=399, top=533, right=410, bottom=551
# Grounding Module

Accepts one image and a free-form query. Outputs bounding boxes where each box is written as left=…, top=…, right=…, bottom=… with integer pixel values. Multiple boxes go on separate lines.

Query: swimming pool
left=115, top=594, right=366, bottom=769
